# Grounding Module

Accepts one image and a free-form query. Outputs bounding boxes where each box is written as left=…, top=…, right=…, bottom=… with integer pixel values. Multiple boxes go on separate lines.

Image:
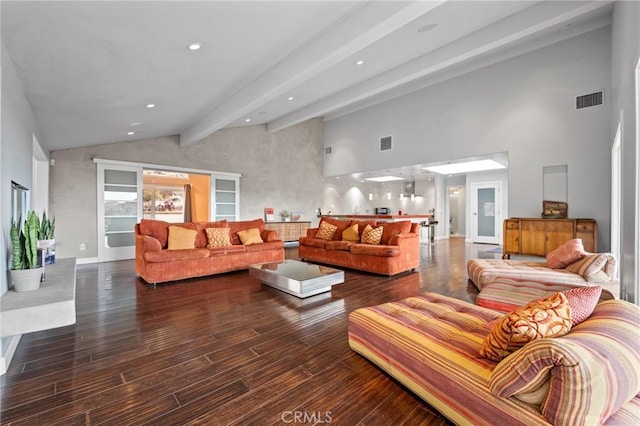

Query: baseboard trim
left=0, top=335, right=22, bottom=375
left=76, top=257, right=98, bottom=265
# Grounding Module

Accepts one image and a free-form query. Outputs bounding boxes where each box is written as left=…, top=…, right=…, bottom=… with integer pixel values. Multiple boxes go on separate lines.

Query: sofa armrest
left=261, top=229, right=279, bottom=242
left=139, top=234, right=162, bottom=252
left=388, top=232, right=418, bottom=247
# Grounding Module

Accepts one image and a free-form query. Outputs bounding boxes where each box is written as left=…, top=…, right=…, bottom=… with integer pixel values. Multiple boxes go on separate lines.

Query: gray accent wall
left=50, top=119, right=324, bottom=259
left=324, top=27, right=613, bottom=251
left=610, top=1, right=639, bottom=303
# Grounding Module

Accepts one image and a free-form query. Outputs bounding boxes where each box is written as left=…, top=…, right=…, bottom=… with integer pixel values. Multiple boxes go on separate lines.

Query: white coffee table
left=249, top=259, right=344, bottom=298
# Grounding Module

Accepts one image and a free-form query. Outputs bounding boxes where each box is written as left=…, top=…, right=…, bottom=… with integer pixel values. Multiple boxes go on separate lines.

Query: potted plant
left=279, top=210, right=291, bottom=222
left=9, top=211, right=44, bottom=292
left=37, top=210, right=56, bottom=264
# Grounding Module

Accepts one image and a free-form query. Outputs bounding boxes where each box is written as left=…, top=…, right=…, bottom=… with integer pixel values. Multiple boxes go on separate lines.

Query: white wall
left=610, top=1, right=640, bottom=303
left=325, top=27, right=612, bottom=250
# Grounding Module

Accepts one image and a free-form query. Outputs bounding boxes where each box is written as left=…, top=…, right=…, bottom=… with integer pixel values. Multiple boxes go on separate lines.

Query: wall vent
left=380, top=136, right=393, bottom=151
left=576, top=91, right=604, bottom=109
left=325, top=146, right=332, bottom=155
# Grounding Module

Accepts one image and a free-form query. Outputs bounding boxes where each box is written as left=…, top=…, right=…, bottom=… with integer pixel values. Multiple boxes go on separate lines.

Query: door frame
left=470, top=181, right=502, bottom=244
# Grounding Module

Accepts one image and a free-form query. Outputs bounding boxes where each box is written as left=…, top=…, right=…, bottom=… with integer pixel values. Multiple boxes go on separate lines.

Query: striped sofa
left=348, top=293, right=640, bottom=425
left=467, top=256, right=616, bottom=289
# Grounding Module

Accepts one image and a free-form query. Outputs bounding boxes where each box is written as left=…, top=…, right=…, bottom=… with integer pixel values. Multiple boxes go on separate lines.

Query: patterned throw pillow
left=316, top=221, right=338, bottom=240
left=341, top=224, right=360, bottom=242
left=237, top=228, right=263, bottom=245
left=480, top=292, right=572, bottom=362
left=205, top=227, right=231, bottom=248
left=361, top=224, right=383, bottom=245
left=563, top=286, right=602, bottom=326
left=167, top=226, right=197, bottom=250
left=546, top=238, right=586, bottom=269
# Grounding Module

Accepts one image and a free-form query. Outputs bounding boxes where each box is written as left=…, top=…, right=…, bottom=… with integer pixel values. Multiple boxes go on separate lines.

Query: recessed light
left=146, top=104, right=155, bottom=109
left=287, top=96, right=294, bottom=101
left=127, top=131, right=135, bottom=136
left=187, top=43, right=201, bottom=51
left=356, top=60, right=364, bottom=66
left=245, top=118, right=251, bottom=123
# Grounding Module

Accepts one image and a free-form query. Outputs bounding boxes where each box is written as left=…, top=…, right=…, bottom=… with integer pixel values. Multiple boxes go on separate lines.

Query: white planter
left=9, top=267, right=44, bottom=292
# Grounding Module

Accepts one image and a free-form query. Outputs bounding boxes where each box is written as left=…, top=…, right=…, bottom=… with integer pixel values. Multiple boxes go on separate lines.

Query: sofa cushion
left=299, top=237, right=327, bottom=249
left=168, top=226, right=198, bottom=250
left=565, top=254, right=611, bottom=282
left=380, top=220, right=411, bottom=245
left=139, top=219, right=170, bottom=248
left=341, top=224, right=360, bottom=242
left=144, top=248, right=210, bottom=263
left=349, top=220, right=377, bottom=238
left=195, top=220, right=228, bottom=247
left=325, top=240, right=354, bottom=251
left=229, top=218, right=265, bottom=245
left=479, top=292, right=571, bottom=361
left=489, top=300, right=640, bottom=425
left=546, top=238, right=586, bottom=269
left=318, top=217, right=351, bottom=240
left=208, top=245, right=246, bottom=256
left=238, top=228, right=264, bottom=245
left=244, top=240, right=284, bottom=253
left=350, top=244, right=400, bottom=257
left=361, top=224, right=383, bottom=245
left=316, top=221, right=338, bottom=240
left=206, top=227, right=232, bottom=248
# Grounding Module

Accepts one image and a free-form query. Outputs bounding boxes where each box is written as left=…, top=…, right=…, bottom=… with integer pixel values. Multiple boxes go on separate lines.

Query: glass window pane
left=216, top=191, right=235, bottom=203
left=105, top=233, right=135, bottom=248
left=477, top=188, right=495, bottom=237
left=217, top=204, right=236, bottom=216
left=105, top=170, right=137, bottom=185
left=105, top=200, right=137, bottom=216
left=105, top=217, right=138, bottom=232
left=216, top=179, right=235, bottom=191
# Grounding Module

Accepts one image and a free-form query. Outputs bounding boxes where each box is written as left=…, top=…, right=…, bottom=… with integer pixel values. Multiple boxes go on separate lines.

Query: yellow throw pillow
left=316, top=221, right=338, bottom=240
left=167, top=226, right=197, bottom=250
left=361, top=224, right=383, bottom=245
left=206, top=227, right=232, bottom=248
left=342, top=224, right=360, bottom=242
left=479, top=292, right=572, bottom=362
left=237, top=228, right=264, bottom=245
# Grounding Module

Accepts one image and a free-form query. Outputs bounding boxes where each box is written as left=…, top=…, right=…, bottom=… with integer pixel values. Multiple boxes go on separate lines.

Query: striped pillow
left=490, top=300, right=640, bottom=425
left=565, top=254, right=608, bottom=278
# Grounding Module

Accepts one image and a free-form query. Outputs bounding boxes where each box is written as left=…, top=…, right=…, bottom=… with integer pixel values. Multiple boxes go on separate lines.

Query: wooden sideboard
left=502, top=218, right=597, bottom=259
left=264, top=221, right=311, bottom=242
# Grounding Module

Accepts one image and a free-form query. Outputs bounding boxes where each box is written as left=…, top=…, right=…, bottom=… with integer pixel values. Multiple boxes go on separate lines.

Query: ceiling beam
left=179, top=0, right=448, bottom=147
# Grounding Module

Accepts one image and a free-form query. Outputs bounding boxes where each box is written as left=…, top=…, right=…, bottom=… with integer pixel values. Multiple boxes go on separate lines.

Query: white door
left=97, top=163, right=142, bottom=261
left=471, top=182, right=501, bottom=244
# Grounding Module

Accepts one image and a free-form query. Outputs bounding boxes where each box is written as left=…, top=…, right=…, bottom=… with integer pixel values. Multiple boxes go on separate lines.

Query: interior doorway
left=470, top=181, right=502, bottom=244
left=447, top=186, right=466, bottom=237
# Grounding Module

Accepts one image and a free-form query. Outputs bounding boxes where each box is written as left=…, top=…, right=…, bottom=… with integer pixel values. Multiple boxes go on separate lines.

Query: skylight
left=364, top=176, right=405, bottom=182
left=422, top=159, right=506, bottom=175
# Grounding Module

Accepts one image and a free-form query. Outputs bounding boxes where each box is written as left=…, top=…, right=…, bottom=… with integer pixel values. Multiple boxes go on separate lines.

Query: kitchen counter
left=322, top=214, right=433, bottom=222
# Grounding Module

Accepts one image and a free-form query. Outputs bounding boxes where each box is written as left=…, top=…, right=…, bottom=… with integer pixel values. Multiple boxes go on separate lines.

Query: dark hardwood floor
left=1, top=238, right=494, bottom=425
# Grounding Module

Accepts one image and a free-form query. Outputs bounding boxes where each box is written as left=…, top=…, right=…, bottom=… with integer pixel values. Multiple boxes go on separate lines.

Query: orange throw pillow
left=237, top=228, right=263, bottom=245
left=480, top=292, right=572, bottom=362
left=546, top=238, right=586, bottom=269
left=316, top=221, right=338, bottom=240
left=167, top=226, right=197, bottom=250
left=206, top=227, right=232, bottom=248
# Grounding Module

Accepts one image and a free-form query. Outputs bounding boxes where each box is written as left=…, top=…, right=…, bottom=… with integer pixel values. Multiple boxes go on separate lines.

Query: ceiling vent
left=380, top=136, right=392, bottom=151
left=576, top=91, right=604, bottom=110
left=325, top=146, right=332, bottom=155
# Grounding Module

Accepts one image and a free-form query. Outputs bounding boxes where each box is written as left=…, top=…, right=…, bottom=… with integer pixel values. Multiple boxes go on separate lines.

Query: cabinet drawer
left=576, top=223, right=594, bottom=233
left=505, top=221, right=520, bottom=230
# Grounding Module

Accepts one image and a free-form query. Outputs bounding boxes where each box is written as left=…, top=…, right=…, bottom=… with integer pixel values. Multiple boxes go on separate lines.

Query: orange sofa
left=298, top=217, right=419, bottom=276
left=135, top=218, right=284, bottom=284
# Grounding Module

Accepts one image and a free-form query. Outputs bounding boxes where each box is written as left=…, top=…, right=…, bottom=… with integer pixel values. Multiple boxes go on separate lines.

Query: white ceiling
left=2, top=1, right=613, bottom=152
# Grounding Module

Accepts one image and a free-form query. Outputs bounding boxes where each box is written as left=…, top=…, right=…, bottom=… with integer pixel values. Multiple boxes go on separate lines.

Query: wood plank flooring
left=0, top=238, right=495, bottom=425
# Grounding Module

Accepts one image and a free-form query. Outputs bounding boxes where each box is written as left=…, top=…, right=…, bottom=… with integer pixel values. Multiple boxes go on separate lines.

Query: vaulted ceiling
left=2, top=1, right=613, bottom=152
